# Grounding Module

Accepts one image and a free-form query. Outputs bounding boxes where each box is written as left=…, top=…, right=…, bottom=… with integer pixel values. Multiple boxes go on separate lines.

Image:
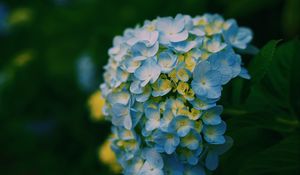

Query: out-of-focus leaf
left=282, top=0, right=300, bottom=37
left=239, top=135, right=300, bottom=175
left=244, top=39, right=300, bottom=132
left=248, top=40, right=280, bottom=84
left=218, top=126, right=280, bottom=175
left=224, top=0, right=280, bottom=17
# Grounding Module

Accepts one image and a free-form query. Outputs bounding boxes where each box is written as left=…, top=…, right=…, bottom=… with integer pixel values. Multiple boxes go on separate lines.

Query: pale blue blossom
left=101, top=13, right=253, bottom=175
left=205, top=35, right=227, bottom=53
left=134, top=57, right=161, bottom=87
left=127, top=29, right=159, bottom=47
left=152, top=78, right=172, bottom=97
left=201, top=105, right=223, bottom=125
left=111, top=104, right=132, bottom=130
left=178, top=147, right=203, bottom=165
left=191, top=61, right=222, bottom=99
left=203, top=121, right=226, bottom=144
left=157, top=50, right=178, bottom=73
left=223, top=19, right=253, bottom=49
left=144, top=102, right=161, bottom=131
left=169, top=116, right=195, bottom=137
left=205, top=136, right=233, bottom=170
left=171, top=39, right=198, bottom=53
left=180, top=129, right=202, bottom=150
left=157, top=16, right=189, bottom=45
left=153, top=130, right=180, bottom=154
left=135, top=85, right=152, bottom=102
left=209, top=47, right=242, bottom=84
left=131, top=42, right=159, bottom=61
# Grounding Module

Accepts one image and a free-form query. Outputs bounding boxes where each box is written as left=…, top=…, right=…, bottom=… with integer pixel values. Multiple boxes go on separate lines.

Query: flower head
left=191, top=61, right=222, bottom=99
left=100, top=13, right=252, bottom=175
left=153, top=130, right=180, bottom=154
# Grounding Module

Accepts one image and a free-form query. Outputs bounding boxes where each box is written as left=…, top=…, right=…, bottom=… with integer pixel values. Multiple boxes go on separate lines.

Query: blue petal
left=239, top=67, right=251, bottom=79
left=107, top=91, right=130, bottom=105
left=130, top=81, right=143, bottom=94
left=157, top=50, right=178, bottom=73
left=132, top=42, right=159, bottom=58
left=191, top=80, right=207, bottom=97
left=160, top=109, right=175, bottom=131
left=193, top=61, right=211, bottom=81
left=202, top=105, right=223, bottom=125
left=203, top=122, right=226, bottom=144
left=112, top=104, right=132, bottom=129
left=118, top=128, right=135, bottom=140
left=206, top=85, right=222, bottom=99
left=180, top=130, right=202, bottom=150
left=145, top=104, right=160, bottom=119
left=190, top=27, right=205, bottom=36
left=145, top=118, right=160, bottom=131
left=206, top=35, right=227, bottom=53
left=157, top=17, right=174, bottom=32
left=190, top=97, right=217, bottom=110
left=164, top=141, right=176, bottom=154
left=122, top=57, right=141, bottom=73
left=184, top=165, right=206, bottom=175
left=187, top=155, right=198, bottom=165
left=142, top=128, right=152, bottom=137
left=204, top=134, right=225, bottom=144
left=130, top=108, right=142, bottom=127
left=136, top=85, right=151, bottom=102
left=214, top=121, right=227, bottom=134
left=233, top=27, right=253, bottom=49
left=177, top=125, right=192, bottom=137
left=205, top=151, right=219, bottom=170
left=134, top=58, right=161, bottom=86
left=169, top=30, right=189, bottom=42
left=210, top=136, right=234, bottom=155
left=142, top=148, right=164, bottom=169
left=123, top=114, right=132, bottom=130
left=171, top=40, right=197, bottom=53
left=205, top=70, right=222, bottom=86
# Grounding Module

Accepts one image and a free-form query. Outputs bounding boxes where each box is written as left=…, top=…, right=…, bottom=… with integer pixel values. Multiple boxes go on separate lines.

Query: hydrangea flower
left=100, top=13, right=252, bottom=175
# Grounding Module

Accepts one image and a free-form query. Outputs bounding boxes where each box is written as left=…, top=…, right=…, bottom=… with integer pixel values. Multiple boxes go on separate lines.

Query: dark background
left=0, top=0, right=299, bottom=175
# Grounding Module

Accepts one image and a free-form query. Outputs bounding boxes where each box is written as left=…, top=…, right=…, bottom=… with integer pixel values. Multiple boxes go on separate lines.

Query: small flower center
left=179, top=120, right=187, bottom=127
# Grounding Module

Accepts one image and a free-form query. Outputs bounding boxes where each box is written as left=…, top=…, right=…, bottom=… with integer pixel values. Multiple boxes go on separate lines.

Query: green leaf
left=218, top=126, right=280, bottom=175
left=248, top=40, right=280, bottom=84
left=243, top=39, right=300, bottom=132
left=239, top=135, right=300, bottom=175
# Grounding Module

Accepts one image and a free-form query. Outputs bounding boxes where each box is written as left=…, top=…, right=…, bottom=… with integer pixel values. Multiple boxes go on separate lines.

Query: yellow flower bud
left=98, top=139, right=122, bottom=173
left=88, top=91, right=105, bottom=121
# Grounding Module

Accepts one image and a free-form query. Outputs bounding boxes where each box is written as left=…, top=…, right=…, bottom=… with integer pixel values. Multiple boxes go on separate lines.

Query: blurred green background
left=0, top=0, right=299, bottom=175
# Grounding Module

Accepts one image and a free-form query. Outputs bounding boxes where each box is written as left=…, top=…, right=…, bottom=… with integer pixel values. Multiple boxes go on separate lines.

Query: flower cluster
left=100, top=13, right=252, bottom=175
